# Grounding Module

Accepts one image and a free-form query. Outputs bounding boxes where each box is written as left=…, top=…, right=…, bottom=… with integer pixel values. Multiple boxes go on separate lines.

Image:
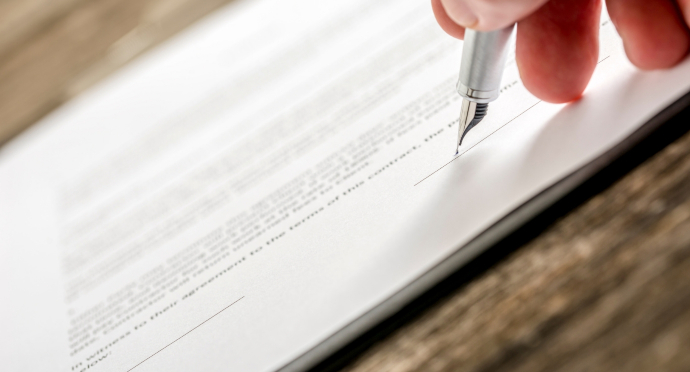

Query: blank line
left=127, top=296, right=245, bottom=372
left=414, top=100, right=542, bottom=186
left=414, top=54, right=611, bottom=187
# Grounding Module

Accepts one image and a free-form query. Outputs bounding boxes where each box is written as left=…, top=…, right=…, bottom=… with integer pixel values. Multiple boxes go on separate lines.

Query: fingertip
left=608, top=0, right=690, bottom=70
left=456, top=0, right=551, bottom=31
left=624, top=40, right=689, bottom=70
left=431, top=0, right=466, bottom=39
left=620, top=25, right=690, bottom=70
left=519, top=64, right=592, bottom=103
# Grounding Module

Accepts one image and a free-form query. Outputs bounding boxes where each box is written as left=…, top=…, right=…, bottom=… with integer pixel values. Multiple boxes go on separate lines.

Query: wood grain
left=3, top=1, right=690, bottom=371
left=0, top=0, right=233, bottom=144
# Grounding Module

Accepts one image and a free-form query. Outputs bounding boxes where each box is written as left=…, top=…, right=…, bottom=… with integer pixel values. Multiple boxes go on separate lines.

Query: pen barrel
left=457, top=25, right=515, bottom=103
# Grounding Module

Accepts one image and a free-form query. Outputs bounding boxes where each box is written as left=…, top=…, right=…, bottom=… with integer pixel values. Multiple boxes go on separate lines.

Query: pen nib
left=456, top=100, right=488, bottom=154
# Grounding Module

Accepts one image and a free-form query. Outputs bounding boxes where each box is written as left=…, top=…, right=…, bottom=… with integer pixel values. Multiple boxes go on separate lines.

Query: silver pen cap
left=457, top=25, right=515, bottom=103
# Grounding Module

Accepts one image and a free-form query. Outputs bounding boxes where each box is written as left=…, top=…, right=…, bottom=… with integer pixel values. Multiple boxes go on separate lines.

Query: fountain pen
left=456, top=24, right=515, bottom=154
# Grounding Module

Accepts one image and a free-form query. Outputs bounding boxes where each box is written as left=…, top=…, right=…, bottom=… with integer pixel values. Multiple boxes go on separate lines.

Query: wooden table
left=3, top=1, right=690, bottom=371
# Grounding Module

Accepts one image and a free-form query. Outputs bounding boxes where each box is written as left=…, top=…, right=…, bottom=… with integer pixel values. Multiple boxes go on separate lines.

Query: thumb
left=440, top=0, right=550, bottom=30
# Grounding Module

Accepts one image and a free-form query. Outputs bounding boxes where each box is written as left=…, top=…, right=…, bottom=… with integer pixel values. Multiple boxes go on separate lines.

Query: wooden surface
left=4, top=1, right=690, bottom=371
left=0, top=0, right=233, bottom=144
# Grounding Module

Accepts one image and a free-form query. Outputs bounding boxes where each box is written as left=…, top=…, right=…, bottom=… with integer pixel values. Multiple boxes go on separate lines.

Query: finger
left=607, top=0, right=690, bottom=69
left=678, top=0, right=690, bottom=26
left=517, top=0, right=602, bottom=103
left=432, top=0, right=466, bottom=39
left=440, top=0, right=550, bottom=31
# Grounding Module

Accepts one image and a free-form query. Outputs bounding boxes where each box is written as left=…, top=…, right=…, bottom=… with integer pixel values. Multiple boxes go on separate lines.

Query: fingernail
left=444, top=0, right=478, bottom=28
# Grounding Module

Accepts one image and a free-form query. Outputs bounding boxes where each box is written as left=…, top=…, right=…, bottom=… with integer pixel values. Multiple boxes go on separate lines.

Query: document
left=1, top=0, right=689, bottom=370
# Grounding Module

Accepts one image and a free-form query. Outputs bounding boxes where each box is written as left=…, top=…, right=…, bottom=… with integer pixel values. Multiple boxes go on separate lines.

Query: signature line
left=414, top=101, right=541, bottom=186
left=413, top=54, right=612, bottom=187
left=127, top=296, right=245, bottom=372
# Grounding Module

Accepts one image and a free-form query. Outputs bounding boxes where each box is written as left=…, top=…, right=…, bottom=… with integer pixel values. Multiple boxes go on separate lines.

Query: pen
left=456, top=25, right=515, bottom=154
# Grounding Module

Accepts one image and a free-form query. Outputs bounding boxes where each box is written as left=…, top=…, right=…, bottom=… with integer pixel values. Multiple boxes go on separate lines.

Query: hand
left=432, top=0, right=690, bottom=103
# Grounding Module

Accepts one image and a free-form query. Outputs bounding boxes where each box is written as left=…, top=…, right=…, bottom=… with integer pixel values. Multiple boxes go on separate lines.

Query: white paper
left=1, top=0, right=689, bottom=371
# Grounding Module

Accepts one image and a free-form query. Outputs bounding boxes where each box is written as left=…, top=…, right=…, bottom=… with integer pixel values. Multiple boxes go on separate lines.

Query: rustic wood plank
left=0, top=0, right=234, bottom=144
left=0, top=0, right=83, bottom=56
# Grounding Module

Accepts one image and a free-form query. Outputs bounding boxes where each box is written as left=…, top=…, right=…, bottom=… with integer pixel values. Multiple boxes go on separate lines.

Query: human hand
left=432, top=0, right=690, bottom=103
